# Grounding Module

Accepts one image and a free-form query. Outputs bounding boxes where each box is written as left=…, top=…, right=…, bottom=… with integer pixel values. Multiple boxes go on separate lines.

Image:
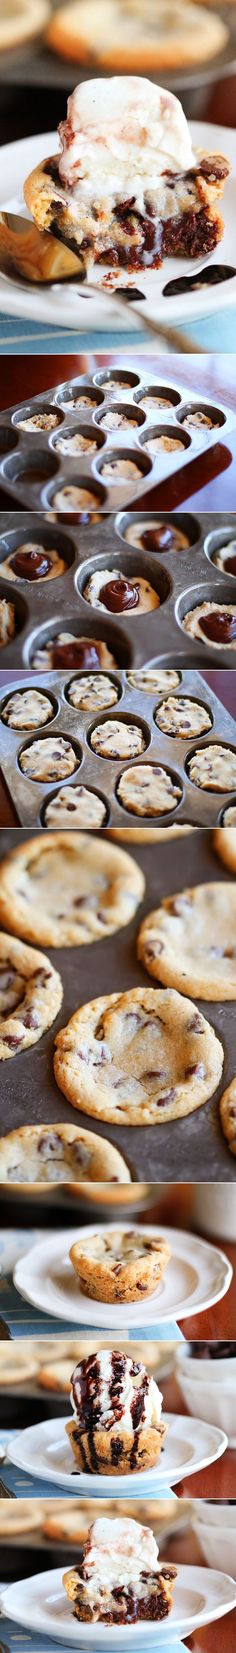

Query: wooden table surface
left=0, top=353, right=236, bottom=511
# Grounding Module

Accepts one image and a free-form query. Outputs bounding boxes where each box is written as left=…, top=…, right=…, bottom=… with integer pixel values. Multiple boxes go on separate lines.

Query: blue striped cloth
left=0, top=1273, right=184, bottom=1340
left=0, top=1603, right=185, bottom=1653
left=0, top=309, right=234, bottom=352
left=0, top=1433, right=175, bottom=1500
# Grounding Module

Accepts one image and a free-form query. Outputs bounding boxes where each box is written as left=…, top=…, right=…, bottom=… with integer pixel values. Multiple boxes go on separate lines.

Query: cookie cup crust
left=66, top=1415, right=167, bottom=1473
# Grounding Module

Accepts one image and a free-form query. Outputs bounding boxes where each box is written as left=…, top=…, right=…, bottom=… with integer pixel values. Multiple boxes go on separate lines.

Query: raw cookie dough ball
left=117, top=762, right=182, bottom=816
left=54, top=984, right=223, bottom=1127
left=99, top=409, right=139, bottom=431
left=125, top=522, right=190, bottom=552
left=101, top=458, right=143, bottom=481
left=137, top=881, right=236, bottom=998
left=0, top=831, right=144, bottom=948
left=67, top=673, right=119, bottom=712
left=83, top=568, right=159, bottom=615
left=183, top=602, right=236, bottom=648
left=155, top=697, right=212, bottom=738
left=16, top=412, right=60, bottom=432
left=1, top=689, right=54, bottom=730
left=0, top=540, right=67, bottom=582
left=54, top=430, right=100, bottom=456
left=44, top=785, right=107, bottom=828
left=219, top=1081, right=236, bottom=1157
left=144, top=434, right=185, bottom=455
left=19, top=735, right=79, bottom=783
left=140, top=394, right=175, bottom=412
left=31, top=633, right=116, bottom=670
left=182, top=410, right=219, bottom=430
left=90, top=720, right=146, bottom=760
left=188, top=743, right=236, bottom=791
left=52, top=486, right=102, bottom=510
left=127, top=669, right=181, bottom=693
left=0, top=598, right=15, bottom=647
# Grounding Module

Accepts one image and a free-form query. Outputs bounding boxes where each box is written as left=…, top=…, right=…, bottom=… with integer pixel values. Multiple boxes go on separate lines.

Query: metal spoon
left=0, top=210, right=202, bottom=352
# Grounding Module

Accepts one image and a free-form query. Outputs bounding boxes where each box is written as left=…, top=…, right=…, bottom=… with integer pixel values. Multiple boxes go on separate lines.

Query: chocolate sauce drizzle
left=71, top=1351, right=150, bottom=1472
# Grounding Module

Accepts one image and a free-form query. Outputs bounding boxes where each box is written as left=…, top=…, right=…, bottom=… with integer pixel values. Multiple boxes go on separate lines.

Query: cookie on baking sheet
left=0, top=932, right=62, bottom=1061
left=46, top=0, right=228, bottom=69
left=0, top=0, right=49, bottom=51
left=0, top=1348, right=38, bottom=1385
left=43, top=1509, right=92, bottom=1544
left=109, top=827, right=194, bottom=841
left=137, top=881, right=236, bottom=999
left=219, top=1080, right=236, bottom=1156
left=0, top=1122, right=131, bottom=1184
left=0, top=831, right=144, bottom=948
left=69, top=1226, right=171, bottom=1301
left=0, top=1503, right=42, bottom=1537
left=214, top=826, right=236, bottom=870
left=54, top=984, right=223, bottom=1125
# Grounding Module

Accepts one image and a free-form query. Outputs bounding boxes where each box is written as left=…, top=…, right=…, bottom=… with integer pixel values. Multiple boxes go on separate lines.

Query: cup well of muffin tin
left=1, top=510, right=236, bottom=667
left=0, top=367, right=235, bottom=513
left=1, top=667, right=236, bottom=828
left=0, top=824, right=235, bottom=1186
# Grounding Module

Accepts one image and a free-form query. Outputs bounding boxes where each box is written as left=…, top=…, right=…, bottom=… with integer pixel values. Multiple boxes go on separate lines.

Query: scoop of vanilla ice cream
left=71, top=1348, right=163, bottom=1431
left=58, top=75, right=195, bottom=202
left=83, top=1516, right=159, bottom=1589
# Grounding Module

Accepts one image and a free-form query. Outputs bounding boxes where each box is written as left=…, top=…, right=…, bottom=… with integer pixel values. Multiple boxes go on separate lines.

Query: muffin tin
left=1, top=668, right=236, bottom=828
left=0, top=368, right=235, bottom=514
left=0, top=826, right=235, bottom=1183
left=1, top=509, right=236, bottom=668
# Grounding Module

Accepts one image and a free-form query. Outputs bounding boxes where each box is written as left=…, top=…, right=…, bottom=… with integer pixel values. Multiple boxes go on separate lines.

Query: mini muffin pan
left=0, top=368, right=235, bottom=513
left=0, top=826, right=235, bottom=1183
left=1, top=668, right=236, bottom=828
left=1, top=510, right=236, bottom=669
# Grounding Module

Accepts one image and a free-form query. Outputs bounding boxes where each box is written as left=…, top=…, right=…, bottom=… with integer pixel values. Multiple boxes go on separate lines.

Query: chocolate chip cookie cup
left=63, top=1515, right=177, bottom=1624
left=69, top=1228, right=171, bottom=1303
left=66, top=1348, right=167, bottom=1475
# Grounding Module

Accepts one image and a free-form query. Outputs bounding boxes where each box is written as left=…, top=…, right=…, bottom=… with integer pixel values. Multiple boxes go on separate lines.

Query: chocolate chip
left=22, top=1010, right=40, bottom=1030
left=185, top=1063, right=206, bottom=1080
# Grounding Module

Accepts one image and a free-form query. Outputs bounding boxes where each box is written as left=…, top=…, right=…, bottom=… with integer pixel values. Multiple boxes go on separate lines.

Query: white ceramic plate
left=6, top=1411, right=227, bottom=1493
left=0, top=123, right=236, bottom=330
left=1, top=1564, right=236, bottom=1648
left=13, top=1222, right=232, bottom=1329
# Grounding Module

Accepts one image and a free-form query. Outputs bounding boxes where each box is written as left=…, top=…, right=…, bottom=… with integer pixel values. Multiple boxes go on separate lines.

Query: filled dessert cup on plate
left=69, top=1227, right=171, bottom=1302
left=66, top=1348, right=167, bottom=1474
left=63, top=1515, right=177, bottom=1623
left=24, top=76, right=230, bottom=278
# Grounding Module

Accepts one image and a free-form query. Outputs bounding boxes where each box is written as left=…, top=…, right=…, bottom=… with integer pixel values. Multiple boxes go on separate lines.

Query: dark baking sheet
left=0, top=372, right=235, bottom=515
left=1, top=667, right=236, bottom=828
left=1, top=510, right=236, bottom=669
left=0, top=826, right=235, bottom=1183
left=0, top=1, right=236, bottom=107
